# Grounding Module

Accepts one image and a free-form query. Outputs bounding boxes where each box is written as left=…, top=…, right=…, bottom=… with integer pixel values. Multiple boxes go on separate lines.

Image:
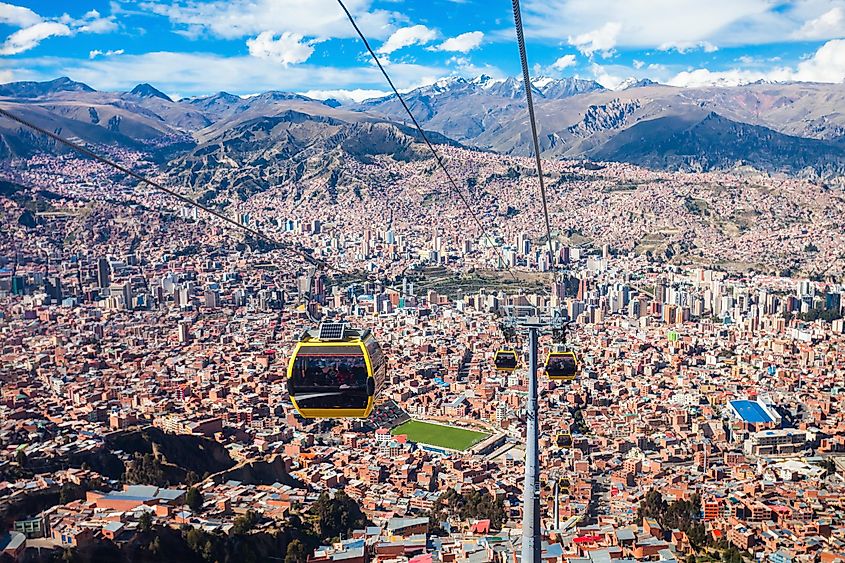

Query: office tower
left=96, top=258, right=110, bottom=288
left=177, top=321, right=191, bottom=343
left=205, top=289, right=220, bottom=308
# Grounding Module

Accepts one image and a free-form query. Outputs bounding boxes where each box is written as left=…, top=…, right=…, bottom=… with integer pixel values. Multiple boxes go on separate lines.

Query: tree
left=312, top=491, right=367, bottom=540
left=816, top=458, right=837, bottom=477
left=429, top=487, right=506, bottom=530
left=125, top=453, right=166, bottom=486
left=185, top=470, right=200, bottom=486
left=138, top=511, right=153, bottom=533
left=638, top=489, right=709, bottom=550
left=285, top=540, right=308, bottom=563
left=59, top=483, right=79, bottom=504
left=233, top=510, right=260, bottom=534
left=150, top=536, right=162, bottom=556
left=15, top=450, right=27, bottom=467
left=186, top=487, right=204, bottom=513
left=184, top=527, right=205, bottom=551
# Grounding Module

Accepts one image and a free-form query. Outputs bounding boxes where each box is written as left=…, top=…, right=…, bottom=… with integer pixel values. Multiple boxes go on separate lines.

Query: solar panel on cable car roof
left=318, top=322, right=346, bottom=341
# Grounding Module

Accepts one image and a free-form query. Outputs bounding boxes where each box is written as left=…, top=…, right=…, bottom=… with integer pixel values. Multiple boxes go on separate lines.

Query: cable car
left=555, top=432, right=572, bottom=449
left=287, top=322, right=385, bottom=418
left=545, top=350, right=580, bottom=381
left=494, top=349, right=519, bottom=372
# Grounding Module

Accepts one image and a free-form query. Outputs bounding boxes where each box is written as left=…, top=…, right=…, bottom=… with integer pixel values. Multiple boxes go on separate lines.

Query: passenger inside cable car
left=289, top=353, right=370, bottom=410
left=287, top=324, right=385, bottom=418
left=546, top=351, right=579, bottom=381
left=556, top=432, right=572, bottom=449
left=494, top=349, right=519, bottom=372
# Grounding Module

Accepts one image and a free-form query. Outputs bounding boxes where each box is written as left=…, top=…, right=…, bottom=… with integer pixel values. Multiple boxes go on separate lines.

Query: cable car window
left=547, top=353, right=578, bottom=378
left=495, top=350, right=519, bottom=371
left=553, top=356, right=576, bottom=373
left=290, top=354, right=370, bottom=409
left=556, top=434, right=572, bottom=448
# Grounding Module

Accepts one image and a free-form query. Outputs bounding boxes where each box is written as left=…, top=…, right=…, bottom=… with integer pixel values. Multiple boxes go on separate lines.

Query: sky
left=0, top=0, right=844, bottom=101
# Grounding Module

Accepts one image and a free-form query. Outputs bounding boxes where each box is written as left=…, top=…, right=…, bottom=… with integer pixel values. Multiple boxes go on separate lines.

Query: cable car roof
left=298, top=322, right=371, bottom=343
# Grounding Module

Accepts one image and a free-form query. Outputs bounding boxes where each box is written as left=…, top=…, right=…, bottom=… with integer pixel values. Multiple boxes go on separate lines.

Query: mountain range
left=1, top=76, right=845, bottom=183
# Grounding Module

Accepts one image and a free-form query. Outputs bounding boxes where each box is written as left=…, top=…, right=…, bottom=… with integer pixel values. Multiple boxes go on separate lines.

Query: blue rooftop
left=731, top=400, right=774, bottom=423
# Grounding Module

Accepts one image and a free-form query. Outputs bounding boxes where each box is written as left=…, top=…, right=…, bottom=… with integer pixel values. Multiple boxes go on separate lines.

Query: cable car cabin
left=287, top=323, right=385, bottom=418
left=494, top=349, right=519, bottom=372
left=555, top=432, right=572, bottom=449
left=546, top=351, right=580, bottom=381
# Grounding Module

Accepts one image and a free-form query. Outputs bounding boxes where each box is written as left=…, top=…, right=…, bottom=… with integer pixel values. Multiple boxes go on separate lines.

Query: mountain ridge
left=2, top=76, right=845, bottom=183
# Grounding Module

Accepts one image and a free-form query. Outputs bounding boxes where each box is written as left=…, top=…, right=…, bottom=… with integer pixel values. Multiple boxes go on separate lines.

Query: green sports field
left=391, top=420, right=489, bottom=451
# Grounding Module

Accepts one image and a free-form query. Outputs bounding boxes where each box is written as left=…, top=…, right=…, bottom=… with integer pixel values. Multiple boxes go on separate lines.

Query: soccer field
left=391, top=420, right=489, bottom=451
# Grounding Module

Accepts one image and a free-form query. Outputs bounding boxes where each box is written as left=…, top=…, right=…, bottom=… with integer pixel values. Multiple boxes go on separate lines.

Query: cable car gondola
left=555, top=432, right=572, bottom=449
left=287, top=322, right=385, bottom=418
left=494, top=349, right=520, bottom=372
left=545, top=350, right=580, bottom=381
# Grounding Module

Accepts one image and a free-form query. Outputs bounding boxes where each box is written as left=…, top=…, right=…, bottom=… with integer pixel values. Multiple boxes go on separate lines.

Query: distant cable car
left=555, top=432, right=572, bottom=449
left=494, top=349, right=520, bottom=372
left=546, top=350, right=580, bottom=381
left=287, top=322, right=385, bottom=418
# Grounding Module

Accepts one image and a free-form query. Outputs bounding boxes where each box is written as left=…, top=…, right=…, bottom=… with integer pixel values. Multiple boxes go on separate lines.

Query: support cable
left=335, top=0, right=519, bottom=282
left=511, top=0, right=558, bottom=289
left=0, top=107, right=341, bottom=273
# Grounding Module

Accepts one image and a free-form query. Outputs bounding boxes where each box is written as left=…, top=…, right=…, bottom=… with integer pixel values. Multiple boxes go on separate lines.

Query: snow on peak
left=531, top=76, right=555, bottom=89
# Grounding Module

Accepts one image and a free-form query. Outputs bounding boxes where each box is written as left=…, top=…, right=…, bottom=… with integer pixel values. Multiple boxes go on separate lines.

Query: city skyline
left=1, top=2, right=845, bottom=561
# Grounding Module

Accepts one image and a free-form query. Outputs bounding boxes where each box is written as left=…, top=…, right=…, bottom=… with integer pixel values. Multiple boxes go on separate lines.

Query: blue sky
left=0, top=0, right=844, bottom=100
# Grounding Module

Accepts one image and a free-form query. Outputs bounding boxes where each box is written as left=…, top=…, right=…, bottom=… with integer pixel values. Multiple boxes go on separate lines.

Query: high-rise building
left=177, top=321, right=191, bottom=343
left=45, top=276, right=62, bottom=302
left=204, top=289, right=220, bottom=308
left=96, top=258, right=110, bottom=289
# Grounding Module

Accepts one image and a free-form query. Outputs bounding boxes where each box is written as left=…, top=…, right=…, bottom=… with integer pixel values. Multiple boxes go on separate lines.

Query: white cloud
left=0, top=2, right=41, bottom=27
left=140, top=0, right=397, bottom=41
left=300, top=88, right=390, bottom=103
left=590, top=62, right=626, bottom=89
left=78, top=17, right=118, bottom=34
left=521, top=0, right=783, bottom=48
left=792, top=38, right=845, bottom=82
left=0, top=22, right=71, bottom=55
left=247, top=31, right=315, bottom=66
left=659, top=40, right=719, bottom=53
left=10, top=51, right=448, bottom=97
left=568, top=22, right=620, bottom=57
left=89, top=48, right=125, bottom=59
left=632, top=59, right=644, bottom=69
left=430, top=31, right=484, bottom=53
left=668, top=67, right=769, bottom=88
left=793, top=7, right=845, bottom=40
left=444, top=56, right=503, bottom=77
left=551, top=53, right=577, bottom=70
left=668, top=39, right=845, bottom=87
left=0, top=5, right=118, bottom=56
left=377, top=25, right=438, bottom=55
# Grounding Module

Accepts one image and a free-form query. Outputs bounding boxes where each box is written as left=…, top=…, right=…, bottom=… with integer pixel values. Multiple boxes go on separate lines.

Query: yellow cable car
left=545, top=350, right=580, bottom=381
left=287, top=323, right=385, bottom=418
left=493, top=349, right=519, bottom=372
left=555, top=432, right=573, bottom=449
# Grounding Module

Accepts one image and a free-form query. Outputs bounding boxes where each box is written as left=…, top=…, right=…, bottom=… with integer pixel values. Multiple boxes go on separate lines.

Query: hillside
left=2, top=76, right=845, bottom=180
